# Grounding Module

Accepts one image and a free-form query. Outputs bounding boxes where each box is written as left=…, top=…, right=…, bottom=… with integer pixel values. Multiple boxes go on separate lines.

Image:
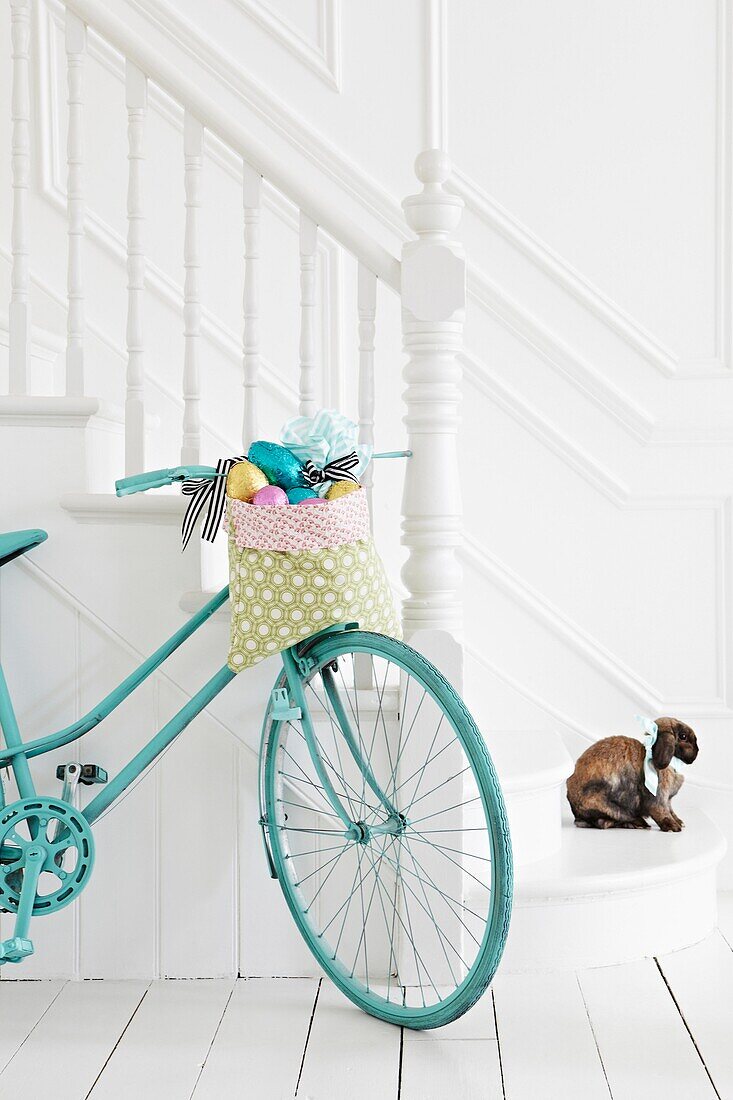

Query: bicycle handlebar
left=115, top=466, right=218, bottom=497
left=115, top=452, right=412, bottom=498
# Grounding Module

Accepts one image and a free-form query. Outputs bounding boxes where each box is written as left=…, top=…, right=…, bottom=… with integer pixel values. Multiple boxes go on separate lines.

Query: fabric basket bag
left=226, top=487, right=400, bottom=671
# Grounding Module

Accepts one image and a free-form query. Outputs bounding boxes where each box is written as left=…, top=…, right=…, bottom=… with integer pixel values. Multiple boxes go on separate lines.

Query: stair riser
left=497, top=867, right=718, bottom=972
left=504, top=784, right=563, bottom=866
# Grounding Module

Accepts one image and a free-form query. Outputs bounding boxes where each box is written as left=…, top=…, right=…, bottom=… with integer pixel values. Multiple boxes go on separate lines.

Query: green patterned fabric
left=227, top=536, right=401, bottom=671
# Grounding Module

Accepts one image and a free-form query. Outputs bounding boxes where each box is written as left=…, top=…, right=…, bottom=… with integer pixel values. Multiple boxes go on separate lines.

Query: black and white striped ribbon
left=301, top=451, right=360, bottom=488
left=180, top=456, right=244, bottom=551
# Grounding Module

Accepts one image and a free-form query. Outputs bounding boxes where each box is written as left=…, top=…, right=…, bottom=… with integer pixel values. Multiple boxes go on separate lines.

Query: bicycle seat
left=0, top=529, right=48, bottom=568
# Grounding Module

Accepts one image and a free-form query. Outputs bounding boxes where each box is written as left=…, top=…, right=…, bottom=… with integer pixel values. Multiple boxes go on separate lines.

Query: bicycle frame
left=0, top=585, right=235, bottom=834
left=0, top=585, right=389, bottom=862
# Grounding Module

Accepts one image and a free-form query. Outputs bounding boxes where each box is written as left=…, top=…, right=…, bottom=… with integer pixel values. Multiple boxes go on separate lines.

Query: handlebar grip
left=115, top=465, right=219, bottom=497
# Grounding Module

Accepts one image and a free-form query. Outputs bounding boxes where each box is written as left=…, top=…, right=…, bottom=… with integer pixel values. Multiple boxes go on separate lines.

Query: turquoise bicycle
left=0, top=465, right=512, bottom=1030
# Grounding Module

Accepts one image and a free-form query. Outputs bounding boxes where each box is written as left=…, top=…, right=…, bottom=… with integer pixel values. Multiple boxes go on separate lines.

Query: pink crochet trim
left=227, top=488, right=370, bottom=551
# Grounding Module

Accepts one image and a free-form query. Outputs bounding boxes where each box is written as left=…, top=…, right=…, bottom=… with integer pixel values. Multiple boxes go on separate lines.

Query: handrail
left=62, top=0, right=402, bottom=292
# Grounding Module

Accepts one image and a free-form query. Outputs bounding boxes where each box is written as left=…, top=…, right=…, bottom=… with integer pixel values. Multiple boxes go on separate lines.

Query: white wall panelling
left=9, top=0, right=32, bottom=394
left=63, top=9, right=86, bottom=396
left=357, top=262, right=376, bottom=510
left=124, top=59, right=147, bottom=474
left=241, top=160, right=261, bottom=449
left=230, top=0, right=342, bottom=92
left=297, top=210, right=317, bottom=417
left=181, top=111, right=203, bottom=465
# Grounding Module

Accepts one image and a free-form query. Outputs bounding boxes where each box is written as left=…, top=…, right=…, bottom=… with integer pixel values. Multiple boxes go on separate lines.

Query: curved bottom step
left=496, top=809, right=727, bottom=972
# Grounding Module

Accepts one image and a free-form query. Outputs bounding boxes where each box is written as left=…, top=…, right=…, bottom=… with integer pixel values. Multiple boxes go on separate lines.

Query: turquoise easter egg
left=248, top=440, right=304, bottom=491
left=286, top=487, right=318, bottom=504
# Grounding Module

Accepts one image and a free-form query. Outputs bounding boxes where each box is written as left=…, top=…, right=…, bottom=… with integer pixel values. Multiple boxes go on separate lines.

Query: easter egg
left=248, top=441, right=304, bottom=491
left=325, top=480, right=360, bottom=501
left=252, top=485, right=288, bottom=506
left=226, top=459, right=268, bottom=502
left=296, top=496, right=326, bottom=506
left=286, top=487, right=318, bottom=504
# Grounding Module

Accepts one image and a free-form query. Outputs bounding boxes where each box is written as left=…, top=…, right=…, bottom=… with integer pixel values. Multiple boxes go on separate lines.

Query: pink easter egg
left=296, top=496, right=326, bottom=506
left=252, top=484, right=288, bottom=506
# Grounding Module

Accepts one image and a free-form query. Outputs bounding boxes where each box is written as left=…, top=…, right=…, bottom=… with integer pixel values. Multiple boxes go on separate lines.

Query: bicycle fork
left=259, top=645, right=406, bottom=878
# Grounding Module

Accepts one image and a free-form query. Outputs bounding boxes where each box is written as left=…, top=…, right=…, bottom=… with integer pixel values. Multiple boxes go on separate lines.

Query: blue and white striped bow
left=180, top=456, right=244, bottom=550
left=301, top=451, right=360, bottom=488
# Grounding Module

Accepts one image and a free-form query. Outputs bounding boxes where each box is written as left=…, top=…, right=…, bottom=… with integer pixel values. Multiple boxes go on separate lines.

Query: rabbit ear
left=652, top=726, right=676, bottom=770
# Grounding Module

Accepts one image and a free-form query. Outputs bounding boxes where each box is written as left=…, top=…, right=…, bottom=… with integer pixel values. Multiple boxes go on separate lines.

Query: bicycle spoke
left=406, top=831, right=492, bottom=862
left=386, top=685, right=428, bottom=804
left=408, top=795, right=483, bottom=827
left=404, top=828, right=491, bottom=892
left=398, top=844, right=486, bottom=950
left=405, top=763, right=471, bottom=817
left=294, top=842, right=350, bottom=889
left=380, top=845, right=487, bottom=931
left=348, top=834, right=394, bottom=983
left=401, top=837, right=461, bottom=984
left=304, top=842, right=353, bottom=914
left=277, top=798, right=341, bottom=820
left=400, top=714, right=447, bottom=814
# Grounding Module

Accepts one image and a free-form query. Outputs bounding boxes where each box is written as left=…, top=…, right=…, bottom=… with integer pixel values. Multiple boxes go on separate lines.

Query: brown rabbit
left=566, top=717, right=699, bottom=832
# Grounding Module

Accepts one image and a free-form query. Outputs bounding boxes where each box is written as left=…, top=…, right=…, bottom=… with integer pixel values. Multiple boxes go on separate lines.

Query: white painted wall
left=1, top=0, right=732, bottom=977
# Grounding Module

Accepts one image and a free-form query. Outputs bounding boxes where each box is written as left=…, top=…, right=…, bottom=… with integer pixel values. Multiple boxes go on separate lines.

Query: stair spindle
left=65, top=11, right=86, bottom=397
left=9, top=0, right=31, bottom=395
left=242, top=162, right=261, bottom=450
left=181, top=112, right=203, bottom=466
left=124, top=61, right=147, bottom=475
left=357, top=263, right=376, bottom=516
left=298, top=212, right=318, bottom=417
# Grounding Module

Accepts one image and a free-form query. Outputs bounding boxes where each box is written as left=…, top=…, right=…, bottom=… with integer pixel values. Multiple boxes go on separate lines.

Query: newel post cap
left=402, top=149, right=463, bottom=237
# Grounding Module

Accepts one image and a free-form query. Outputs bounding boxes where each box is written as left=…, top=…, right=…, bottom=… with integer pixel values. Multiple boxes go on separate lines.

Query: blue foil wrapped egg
left=286, top=487, right=318, bottom=504
left=248, top=441, right=305, bottom=491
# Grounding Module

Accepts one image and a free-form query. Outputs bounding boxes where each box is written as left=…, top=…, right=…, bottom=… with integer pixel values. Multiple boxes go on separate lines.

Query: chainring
left=0, top=797, right=95, bottom=915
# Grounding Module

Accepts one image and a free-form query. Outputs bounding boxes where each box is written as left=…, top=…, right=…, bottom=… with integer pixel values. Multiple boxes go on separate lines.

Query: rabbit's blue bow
left=634, top=715, right=685, bottom=796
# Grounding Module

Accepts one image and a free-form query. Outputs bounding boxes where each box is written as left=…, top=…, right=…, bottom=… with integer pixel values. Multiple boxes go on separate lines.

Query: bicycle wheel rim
left=262, top=631, right=513, bottom=1029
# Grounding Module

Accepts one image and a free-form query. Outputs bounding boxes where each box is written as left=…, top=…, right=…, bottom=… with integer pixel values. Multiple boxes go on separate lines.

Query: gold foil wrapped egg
left=325, top=480, right=360, bottom=501
left=226, top=459, right=268, bottom=502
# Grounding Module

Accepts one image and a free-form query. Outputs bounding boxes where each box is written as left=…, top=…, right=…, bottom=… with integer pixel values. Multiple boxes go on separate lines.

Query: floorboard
left=401, top=1038, right=504, bottom=1099
left=0, top=979, right=65, bottom=1073
left=192, top=978, right=319, bottom=1100
left=578, top=958, right=717, bottom=1100
left=658, top=931, right=733, bottom=1100
left=0, top=980, right=149, bottom=1100
left=403, top=985, right=497, bottom=1041
left=297, top=980, right=401, bottom=1099
left=493, top=969, right=610, bottom=1100
left=89, top=979, right=235, bottom=1099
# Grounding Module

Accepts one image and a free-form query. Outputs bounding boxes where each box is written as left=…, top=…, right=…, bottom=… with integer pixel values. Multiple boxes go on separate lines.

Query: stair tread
left=485, top=729, right=573, bottom=794
left=513, top=809, right=726, bottom=900
left=61, top=492, right=185, bottom=523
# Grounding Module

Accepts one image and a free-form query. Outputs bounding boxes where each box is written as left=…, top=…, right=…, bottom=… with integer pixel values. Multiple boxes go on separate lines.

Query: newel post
left=400, top=150, right=466, bottom=654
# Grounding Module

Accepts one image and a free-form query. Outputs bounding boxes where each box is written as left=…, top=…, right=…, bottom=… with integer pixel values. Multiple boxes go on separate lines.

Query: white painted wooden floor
left=2, top=898, right=732, bottom=1100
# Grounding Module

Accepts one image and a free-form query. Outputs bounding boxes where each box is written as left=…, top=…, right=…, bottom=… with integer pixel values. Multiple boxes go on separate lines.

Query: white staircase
left=0, top=0, right=728, bottom=980
left=484, top=728, right=726, bottom=971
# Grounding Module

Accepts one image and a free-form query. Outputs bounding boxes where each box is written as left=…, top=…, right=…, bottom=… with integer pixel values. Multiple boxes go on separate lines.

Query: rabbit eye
left=679, top=732, right=687, bottom=741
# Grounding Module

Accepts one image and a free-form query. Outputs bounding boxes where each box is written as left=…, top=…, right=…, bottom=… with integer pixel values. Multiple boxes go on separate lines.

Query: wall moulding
left=440, top=0, right=733, bottom=379
left=229, top=0, right=342, bottom=92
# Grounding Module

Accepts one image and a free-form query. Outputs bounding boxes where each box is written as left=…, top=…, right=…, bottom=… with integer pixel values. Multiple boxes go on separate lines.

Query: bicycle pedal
left=56, top=763, right=108, bottom=786
left=0, top=936, right=34, bottom=964
left=270, top=688, right=301, bottom=722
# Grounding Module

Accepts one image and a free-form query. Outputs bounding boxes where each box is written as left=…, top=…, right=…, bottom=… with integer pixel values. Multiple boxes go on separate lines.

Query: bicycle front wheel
left=261, top=631, right=512, bottom=1029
